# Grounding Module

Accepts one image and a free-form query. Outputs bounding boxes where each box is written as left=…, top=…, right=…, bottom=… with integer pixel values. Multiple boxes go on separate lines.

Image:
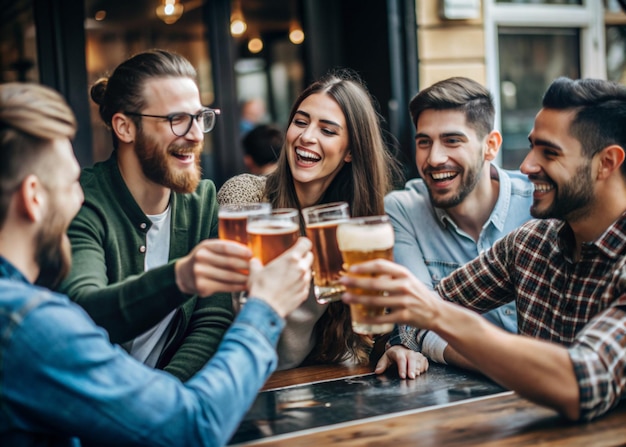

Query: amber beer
left=218, top=203, right=271, bottom=313
left=247, top=208, right=300, bottom=264
left=302, top=202, right=350, bottom=304
left=218, top=203, right=271, bottom=244
left=337, top=216, right=395, bottom=335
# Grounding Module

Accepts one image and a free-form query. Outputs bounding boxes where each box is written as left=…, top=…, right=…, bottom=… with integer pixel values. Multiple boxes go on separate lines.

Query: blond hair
left=0, top=82, right=76, bottom=227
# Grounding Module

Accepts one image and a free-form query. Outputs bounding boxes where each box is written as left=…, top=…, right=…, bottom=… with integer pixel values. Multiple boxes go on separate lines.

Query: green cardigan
left=58, top=153, right=234, bottom=381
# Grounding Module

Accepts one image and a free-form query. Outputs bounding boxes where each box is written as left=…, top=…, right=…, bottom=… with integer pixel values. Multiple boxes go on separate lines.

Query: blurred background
left=1, top=0, right=625, bottom=187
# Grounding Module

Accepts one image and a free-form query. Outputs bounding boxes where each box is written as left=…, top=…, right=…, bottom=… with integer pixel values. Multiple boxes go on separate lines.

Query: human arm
left=60, top=204, right=251, bottom=343
left=59, top=205, right=195, bottom=343
left=5, top=240, right=312, bottom=446
left=216, top=173, right=267, bottom=205
left=165, top=231, right=312, bottom=380
left=380, top=192, right=467, bottom=374
left=340, top=259, right=581, bottom=420
left=160, top=292, right=234, bottom=382
left=3, top=292, right=283, bottom=447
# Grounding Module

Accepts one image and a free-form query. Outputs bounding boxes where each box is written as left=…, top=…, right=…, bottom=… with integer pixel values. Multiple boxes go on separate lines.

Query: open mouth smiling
left=296, top=148, right=322, bottom=163
left=430, top=171, right=458, bottom=182
left=171, top=150, right=194, bottom=161
left=533, top=182, right=554, bottom=193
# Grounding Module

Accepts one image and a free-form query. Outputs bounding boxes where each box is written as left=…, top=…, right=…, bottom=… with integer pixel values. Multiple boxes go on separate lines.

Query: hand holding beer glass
left=218, top=203, right=271, bottom=311
left=302, top=202, right=350, bottom=304
left=336, top=215, right=395, bottom=335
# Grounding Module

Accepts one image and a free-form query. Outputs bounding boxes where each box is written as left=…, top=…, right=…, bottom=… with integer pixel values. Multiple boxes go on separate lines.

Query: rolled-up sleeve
left=568, top=303, right=626, bottom=421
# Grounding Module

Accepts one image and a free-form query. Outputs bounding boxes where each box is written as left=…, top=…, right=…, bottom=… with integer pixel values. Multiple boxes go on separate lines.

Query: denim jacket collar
left=0, top=256, right=29, bottom=284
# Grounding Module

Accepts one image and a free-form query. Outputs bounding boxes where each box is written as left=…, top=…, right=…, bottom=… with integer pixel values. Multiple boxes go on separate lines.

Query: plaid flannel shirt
left=401, top=214, right=626, bottom=421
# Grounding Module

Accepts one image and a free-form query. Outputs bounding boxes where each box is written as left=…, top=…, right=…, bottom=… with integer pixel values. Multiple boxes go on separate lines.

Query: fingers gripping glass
left=125, top=108, right=220, bottom=136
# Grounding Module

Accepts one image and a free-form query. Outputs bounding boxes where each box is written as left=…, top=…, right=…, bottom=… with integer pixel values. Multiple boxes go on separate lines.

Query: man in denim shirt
left=378, top=77, right=533, bottom=378
left=0, top=83, right=313, bottom=446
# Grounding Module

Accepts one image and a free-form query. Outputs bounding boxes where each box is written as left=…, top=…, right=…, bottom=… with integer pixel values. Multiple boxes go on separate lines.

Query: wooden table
left=230, top=364, right=626, bottom=446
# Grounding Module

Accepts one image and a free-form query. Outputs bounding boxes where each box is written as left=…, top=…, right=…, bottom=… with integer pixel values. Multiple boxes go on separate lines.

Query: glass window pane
left=607, top=25, right=626, bottom=84
left=84, top=0, right=215, bottom=175
left=498, top=27, right=580, bottom=169
left=0, top=0, right=38, bottom=83
left=496, top=0, right=582, bottom=4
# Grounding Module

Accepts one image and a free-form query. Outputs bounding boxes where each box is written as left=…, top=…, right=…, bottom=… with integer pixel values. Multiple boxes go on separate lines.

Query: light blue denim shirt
left=0, top=256, right=283, bottom=447
left=385, top=165, right=534, bottom=347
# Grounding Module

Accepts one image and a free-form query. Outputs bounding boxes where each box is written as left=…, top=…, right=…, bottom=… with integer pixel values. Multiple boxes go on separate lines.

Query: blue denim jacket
left=385, top=165, right=534, bottom=347
left=0, top=256, right=282, bottom=447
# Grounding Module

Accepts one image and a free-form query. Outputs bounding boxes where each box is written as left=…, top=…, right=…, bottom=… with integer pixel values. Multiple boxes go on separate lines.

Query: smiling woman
left=217, top=68, right=403, bottom=372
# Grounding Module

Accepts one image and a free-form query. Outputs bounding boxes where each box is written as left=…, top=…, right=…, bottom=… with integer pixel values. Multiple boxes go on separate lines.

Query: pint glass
left=302, top=202, right=350, bottom=304
left=218, top=203, right=271, bottom=312
left=247, top=208, right=300, bottom=264
left=336, top=215, right=395, bottom=335
left=218, top=203, right=271, bottom=244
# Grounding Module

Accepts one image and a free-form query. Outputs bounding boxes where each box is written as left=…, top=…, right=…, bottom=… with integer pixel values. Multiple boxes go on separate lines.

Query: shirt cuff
left=235, top=298, right=285, bottom=348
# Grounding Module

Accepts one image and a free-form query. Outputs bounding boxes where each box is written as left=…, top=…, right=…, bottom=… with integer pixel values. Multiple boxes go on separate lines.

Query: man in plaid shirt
left=340, top=77, right=626, bottom=421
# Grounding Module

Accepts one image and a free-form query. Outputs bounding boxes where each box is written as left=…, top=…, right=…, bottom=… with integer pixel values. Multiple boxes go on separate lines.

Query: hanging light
left=288, top=0, right=304, bottom=45
left=156, top=0, right=184, bottom=25
left=248, top=36, right=264, bottom=54
left=289, top=20, right=304, bottom=45
left=230, top=0, right=247, bottom=37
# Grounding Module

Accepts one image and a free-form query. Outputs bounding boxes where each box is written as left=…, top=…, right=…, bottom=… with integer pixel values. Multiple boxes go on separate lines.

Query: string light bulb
left=289, top=20, right=304, bottom=45
left=230, top=0, right=247, bottom=37
left=248, top=37, right=264, bottom=53
left=156, top=0, right=184, bottom=25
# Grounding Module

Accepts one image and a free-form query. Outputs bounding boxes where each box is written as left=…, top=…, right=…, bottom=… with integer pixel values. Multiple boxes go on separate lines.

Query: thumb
left=375, top=353, right=391, bottom=374
left=249, top=257, right=263, bottom=276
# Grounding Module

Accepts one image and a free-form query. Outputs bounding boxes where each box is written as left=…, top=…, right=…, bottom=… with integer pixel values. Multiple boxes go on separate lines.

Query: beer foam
left=247, top=220, right=299, bottom=234
left=218, top=206, right=270, bottom=218
left=337, top=222, right=394, bottom=251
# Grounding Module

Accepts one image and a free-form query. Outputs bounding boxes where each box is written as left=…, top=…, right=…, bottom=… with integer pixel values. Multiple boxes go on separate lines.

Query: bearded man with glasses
left=58, top=49, right=239, bottom=381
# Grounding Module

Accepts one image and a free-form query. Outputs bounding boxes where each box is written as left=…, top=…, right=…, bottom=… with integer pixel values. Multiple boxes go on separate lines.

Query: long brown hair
left=266, top=69, right=402, bottom=364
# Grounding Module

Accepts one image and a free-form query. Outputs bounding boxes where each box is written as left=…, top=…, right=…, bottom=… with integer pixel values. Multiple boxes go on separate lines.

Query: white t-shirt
left=123, top=206, right=176, bottom=368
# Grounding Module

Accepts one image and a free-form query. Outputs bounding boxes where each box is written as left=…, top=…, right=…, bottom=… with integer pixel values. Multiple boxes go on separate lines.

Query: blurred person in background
left=242, top=123, right=283, bottom=175
left=240, top=97, right=267, bottom=136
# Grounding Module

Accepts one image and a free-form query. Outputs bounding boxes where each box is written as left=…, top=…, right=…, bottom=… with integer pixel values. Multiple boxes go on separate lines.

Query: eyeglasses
left=125, top=108, right=221, bottom=137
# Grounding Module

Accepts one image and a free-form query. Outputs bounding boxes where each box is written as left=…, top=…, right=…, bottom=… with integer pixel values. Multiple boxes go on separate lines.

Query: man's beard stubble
left=135, top=128, right=203, bottom=194
left=34, top=214, right=72, bottom=290
left=426, top=158, right=483, bottom=209
left=529, top=161, right=594, bottom=222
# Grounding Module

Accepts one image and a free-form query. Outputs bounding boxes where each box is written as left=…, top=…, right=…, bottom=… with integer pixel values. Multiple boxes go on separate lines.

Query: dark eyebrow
left=294, top=110, right=310, bottom=119
left=529, top=136, right=563, bottom=152
left=294, top=110, right=343, bottom=129
left=440, top=132, right=467, bottom=139
left=415, top=131, right=467, bottom=140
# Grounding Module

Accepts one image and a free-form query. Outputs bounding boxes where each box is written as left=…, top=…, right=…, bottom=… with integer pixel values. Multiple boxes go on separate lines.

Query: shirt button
left=140, top=222, right=147, bottom=230
left=139, top=245, right=146, bottom=253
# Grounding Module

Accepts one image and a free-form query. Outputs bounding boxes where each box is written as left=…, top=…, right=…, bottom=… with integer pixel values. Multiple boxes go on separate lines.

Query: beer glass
left=218, top=203, right=271, bottom=244
left=336, top=215, right=395, bottom=335
left=302, top=201, right=350, bottom=304
left=218, top=203, right=271, bottom=312
left=247, top=208, right=300, bottom=265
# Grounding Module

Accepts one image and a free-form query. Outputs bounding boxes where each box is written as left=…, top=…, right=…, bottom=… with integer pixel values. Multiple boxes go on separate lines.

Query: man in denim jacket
left=379, top=77, right=533, bottom=378
left=0, top=82, right=313, bottom=446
